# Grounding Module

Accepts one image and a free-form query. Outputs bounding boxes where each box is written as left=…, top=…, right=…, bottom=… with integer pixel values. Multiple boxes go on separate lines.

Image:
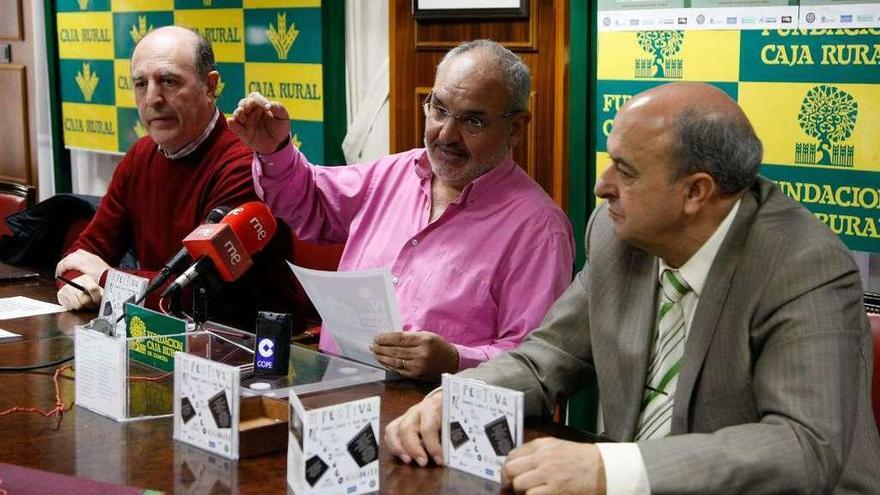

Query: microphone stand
left=192, top=282, right=208, bottom=327
left=164, top=284, right=184, bottom=318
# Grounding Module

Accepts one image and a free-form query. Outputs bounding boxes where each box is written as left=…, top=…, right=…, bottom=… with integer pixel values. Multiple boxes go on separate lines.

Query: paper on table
left=0, top=297, right=66, bottom=320
left=288, top=263, right=402, bottom=368
left=0, top=328, right=22, bottom=341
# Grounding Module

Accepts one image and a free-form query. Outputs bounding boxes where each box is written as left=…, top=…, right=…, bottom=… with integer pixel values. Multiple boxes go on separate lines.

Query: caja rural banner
left=56, top=0, right=326, bottom=162
left=596, top=25, right=880, bottom=253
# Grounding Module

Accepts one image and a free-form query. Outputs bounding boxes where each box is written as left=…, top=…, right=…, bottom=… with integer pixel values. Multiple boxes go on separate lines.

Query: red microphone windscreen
left=182, top=223, right=253, bottom=282
left=220, top=202, right=278, bottom=255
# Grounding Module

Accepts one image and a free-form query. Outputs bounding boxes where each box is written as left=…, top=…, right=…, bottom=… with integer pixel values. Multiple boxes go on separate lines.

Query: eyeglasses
left=422, top=92, right=520, bottom=135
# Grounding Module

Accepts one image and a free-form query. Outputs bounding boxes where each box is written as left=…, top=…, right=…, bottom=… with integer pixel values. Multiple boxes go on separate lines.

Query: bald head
left=620, top=82, right=762, bottom=195
left=133, top=26, right=215, bottom=81
left=130, top=25, right=219, bottom=154
left=627, top=82, right=742, bottom=118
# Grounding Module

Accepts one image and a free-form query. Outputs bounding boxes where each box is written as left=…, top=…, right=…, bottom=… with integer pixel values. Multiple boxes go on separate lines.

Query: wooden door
left=390, top=0, right=570, bottom=208
left=0, top=0, right=38, bottom=192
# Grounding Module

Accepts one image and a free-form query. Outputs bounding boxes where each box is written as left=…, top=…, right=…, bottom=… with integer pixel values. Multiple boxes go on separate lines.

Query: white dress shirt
left=596, top=199, right=742, bottom=494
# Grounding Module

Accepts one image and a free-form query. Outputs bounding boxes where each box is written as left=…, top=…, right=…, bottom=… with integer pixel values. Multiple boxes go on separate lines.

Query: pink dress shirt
left=253, top=144, right=574, bottom=370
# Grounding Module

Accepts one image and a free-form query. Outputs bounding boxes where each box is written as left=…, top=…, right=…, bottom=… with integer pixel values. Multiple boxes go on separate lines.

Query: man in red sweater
left=55, top=26, right=302, bottom=332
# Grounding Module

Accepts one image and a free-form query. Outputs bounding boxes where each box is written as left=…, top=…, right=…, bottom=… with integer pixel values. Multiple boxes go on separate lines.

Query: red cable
left=0, top=366, right=74, bottom=419
left=129, top=372, right=173, bottom=382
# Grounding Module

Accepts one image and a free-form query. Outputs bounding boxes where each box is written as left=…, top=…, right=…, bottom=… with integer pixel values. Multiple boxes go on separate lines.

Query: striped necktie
left=635, top=269, right=691, bottom=440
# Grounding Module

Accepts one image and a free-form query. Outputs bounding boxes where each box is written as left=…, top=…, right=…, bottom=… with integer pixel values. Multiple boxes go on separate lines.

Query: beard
left=425, top=137, right=510, bottom=186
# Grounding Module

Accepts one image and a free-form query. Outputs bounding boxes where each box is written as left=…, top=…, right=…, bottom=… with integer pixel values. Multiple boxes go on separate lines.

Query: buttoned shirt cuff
left=452, top=344, right=486, bottom=371
left=595, top=442, right=651, bottom=495
left=252, top=137, right=296, bottom=195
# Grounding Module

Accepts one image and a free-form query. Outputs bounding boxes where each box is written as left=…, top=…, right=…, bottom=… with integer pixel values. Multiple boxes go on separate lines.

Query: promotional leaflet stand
left=74, top=317, right=255, bottom=422
left=287, top=390, right=381, bottom=495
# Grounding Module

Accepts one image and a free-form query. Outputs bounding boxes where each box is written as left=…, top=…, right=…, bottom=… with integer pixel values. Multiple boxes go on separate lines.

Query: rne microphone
left=160, top=202, right=277, bottom=298
left=219, top=201, right=278, bottom=255
left=138, top=206, right=231, bottom=302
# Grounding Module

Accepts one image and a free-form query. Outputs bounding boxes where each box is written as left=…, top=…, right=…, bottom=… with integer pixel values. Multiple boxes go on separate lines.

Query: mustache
left=427, top=139, right=467, bottom=155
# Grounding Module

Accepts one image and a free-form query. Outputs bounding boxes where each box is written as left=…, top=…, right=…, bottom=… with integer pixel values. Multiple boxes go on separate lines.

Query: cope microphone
left=160, top=202, right=277, bottom=298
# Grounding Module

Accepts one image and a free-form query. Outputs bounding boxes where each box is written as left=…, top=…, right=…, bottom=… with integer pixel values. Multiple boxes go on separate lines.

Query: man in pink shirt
left=230, top=39, right=574, bottom=380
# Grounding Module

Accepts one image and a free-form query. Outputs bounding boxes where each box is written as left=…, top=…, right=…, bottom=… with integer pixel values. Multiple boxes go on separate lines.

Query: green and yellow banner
left=596, top=27, right=880, bottom=252
left=55, top=0, right=327, bottom=161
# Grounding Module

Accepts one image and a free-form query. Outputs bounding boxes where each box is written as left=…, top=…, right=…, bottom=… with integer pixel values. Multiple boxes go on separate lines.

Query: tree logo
left=75, top=62, right=100, bottom=102
left=129, top=316, right=147, bottom=353
left=129, top=15, right=152, bottom=45
left=267, top=12, right=299, bottom=60
left=795, top=85, right=858, bottom=167
left=635, top=31, right=684, bottom=79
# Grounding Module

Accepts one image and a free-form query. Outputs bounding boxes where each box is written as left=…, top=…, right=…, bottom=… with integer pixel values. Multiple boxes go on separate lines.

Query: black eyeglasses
left=422, top=91, right=520, bottom=135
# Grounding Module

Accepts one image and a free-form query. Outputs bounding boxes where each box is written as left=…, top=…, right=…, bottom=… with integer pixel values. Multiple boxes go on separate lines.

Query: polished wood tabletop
left=0, top=275, right=597, bottom=494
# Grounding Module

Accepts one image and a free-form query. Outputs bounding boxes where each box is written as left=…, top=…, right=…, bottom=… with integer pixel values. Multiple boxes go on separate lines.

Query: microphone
left=160, top=202, right=277, bottom=298
left=142, top=206, right=231, bottom=297
left=219, top=201, right=278, bottom=255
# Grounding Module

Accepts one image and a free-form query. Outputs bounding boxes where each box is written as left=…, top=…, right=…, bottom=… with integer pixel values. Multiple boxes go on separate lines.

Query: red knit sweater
left=62, top=117, right=304, bottom=331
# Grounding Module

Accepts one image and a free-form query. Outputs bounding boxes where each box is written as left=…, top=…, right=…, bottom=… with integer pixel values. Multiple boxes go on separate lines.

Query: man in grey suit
left=385, top=82, right=880, bottom=494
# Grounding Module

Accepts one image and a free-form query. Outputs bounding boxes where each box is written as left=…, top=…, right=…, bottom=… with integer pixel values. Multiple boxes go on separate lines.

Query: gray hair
left=194, top=33, right=216, bottom=81
left=439, top=39, right=531, bottom=112
left=670, top=108, right=762, bottom=195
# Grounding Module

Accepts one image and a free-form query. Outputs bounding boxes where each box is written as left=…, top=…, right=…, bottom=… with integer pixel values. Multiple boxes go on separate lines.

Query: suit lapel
left=608, top=249, right=658, bottom=440
left=672, top=190, right=760, bottom=433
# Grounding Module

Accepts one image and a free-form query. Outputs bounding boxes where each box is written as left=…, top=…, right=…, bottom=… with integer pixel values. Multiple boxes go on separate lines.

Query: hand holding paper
left=288, top=263, right=401, bottom=368
left=370, top=331, right=460, bottom=379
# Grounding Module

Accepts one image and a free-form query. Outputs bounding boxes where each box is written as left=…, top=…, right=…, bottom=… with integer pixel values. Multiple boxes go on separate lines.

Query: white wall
left=30, top=0, right=55, bottom=200
left=342, top=0, right=390, bottom=164
left=69, top=150, right=119, bottom=195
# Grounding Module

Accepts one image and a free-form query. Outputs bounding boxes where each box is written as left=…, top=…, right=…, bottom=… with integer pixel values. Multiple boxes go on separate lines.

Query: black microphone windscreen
left=206, top=206, right=232, bottom=224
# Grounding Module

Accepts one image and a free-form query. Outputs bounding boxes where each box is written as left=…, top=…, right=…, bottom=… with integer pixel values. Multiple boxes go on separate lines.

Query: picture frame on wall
left=413, top=0, right=528, bottom=19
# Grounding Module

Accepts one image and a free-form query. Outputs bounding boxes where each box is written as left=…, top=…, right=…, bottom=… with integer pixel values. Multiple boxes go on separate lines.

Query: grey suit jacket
left=460, top=178, right=880, bottom=494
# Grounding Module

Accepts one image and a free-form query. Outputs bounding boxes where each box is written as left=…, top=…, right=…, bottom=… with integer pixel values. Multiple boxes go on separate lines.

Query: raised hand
left=227, top=92, right=292, bottom=155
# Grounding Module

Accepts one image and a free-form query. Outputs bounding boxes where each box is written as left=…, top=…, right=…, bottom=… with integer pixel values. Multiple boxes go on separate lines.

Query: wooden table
left=0, top=275, right=597, bottom=494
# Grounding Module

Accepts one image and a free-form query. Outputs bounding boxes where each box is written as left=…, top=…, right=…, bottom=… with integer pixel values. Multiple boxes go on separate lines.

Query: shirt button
left=391, top=276, right=399, bottom=284
left=411, top=239, right=418, bottom=246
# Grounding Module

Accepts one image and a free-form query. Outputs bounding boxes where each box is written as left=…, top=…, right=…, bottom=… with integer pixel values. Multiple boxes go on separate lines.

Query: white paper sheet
left=288, top=263, right=402, bottom=368
left=75, top=327, right=127, bottom=420
left=0, top=328, right=22, bottom=341
left=0, top=296, right=66, bottom=320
